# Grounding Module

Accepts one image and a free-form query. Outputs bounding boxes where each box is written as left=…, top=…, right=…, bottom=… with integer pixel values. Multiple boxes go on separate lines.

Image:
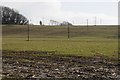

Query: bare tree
left=60, top=21, right=72, bottom=26
left=49, top=20, right=60, bottom=26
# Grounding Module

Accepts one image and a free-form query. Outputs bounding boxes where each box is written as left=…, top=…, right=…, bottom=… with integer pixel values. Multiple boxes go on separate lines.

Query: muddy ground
left=2, top=50, right=118, bottom=80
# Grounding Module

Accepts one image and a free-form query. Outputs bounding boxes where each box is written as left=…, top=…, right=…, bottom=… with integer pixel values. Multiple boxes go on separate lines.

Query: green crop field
left=2, top=25, right=118, bottom=58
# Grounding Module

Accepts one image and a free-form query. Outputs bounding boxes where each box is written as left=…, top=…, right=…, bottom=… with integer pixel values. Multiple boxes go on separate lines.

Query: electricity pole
left=42, top=17, right=44, bottom=25
left=87, top=19, right=88, bottom=27
left=87, top=19, right=89, bottom=31
left=27, top=20, right=30, bottom=41
left=95, top=16, right=97, bottom=26
left=100, top=18, right=102, bottom=25
left=68, top=23, right=70, bottom=39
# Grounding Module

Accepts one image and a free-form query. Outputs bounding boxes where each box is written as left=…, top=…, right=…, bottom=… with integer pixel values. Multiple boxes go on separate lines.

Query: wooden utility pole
left=87, top=19, right=89, bottom=31
left=87, top=19, right=88, bottom=27
left=27, top=20, right=30, bottom=41
left=95, top=16, right=97, bottom=26
left=100, top=18, right=102, bottom=24
left=42, top=17, right=44, bottom=25
left=68, top=24, right=70, bottom=39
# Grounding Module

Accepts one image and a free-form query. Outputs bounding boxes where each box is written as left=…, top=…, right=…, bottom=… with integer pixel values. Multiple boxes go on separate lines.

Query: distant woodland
left=0, top=6, right=28, bottom=25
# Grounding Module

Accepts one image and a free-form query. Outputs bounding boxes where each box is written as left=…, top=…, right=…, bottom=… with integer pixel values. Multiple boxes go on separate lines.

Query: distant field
left=2, top=25, right=118, bottom=58
left=2, top=25, right=118, bottom=38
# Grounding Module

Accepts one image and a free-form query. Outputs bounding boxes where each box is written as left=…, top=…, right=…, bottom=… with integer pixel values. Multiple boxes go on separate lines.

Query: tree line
left=0, top=6, right=28, bottom=25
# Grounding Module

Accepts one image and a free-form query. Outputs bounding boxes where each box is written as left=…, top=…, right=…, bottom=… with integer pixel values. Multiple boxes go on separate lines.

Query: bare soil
left=2, top=50, right=118, bottom=80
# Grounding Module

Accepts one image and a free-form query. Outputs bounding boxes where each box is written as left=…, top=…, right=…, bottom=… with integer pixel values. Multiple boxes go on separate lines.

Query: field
left=2, top=25, right=118, bottom=58
left=2, top=25, right=119, bottom=79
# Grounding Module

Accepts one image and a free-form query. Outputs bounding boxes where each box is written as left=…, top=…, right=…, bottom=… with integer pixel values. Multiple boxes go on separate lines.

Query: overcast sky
left=1, top=0, right=119, bottom=25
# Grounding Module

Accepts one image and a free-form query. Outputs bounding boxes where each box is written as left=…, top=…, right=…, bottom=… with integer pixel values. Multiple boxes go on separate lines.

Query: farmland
left=2, top=25, right=118, bottom=79
left=2, top=25, right=118, bottom=57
